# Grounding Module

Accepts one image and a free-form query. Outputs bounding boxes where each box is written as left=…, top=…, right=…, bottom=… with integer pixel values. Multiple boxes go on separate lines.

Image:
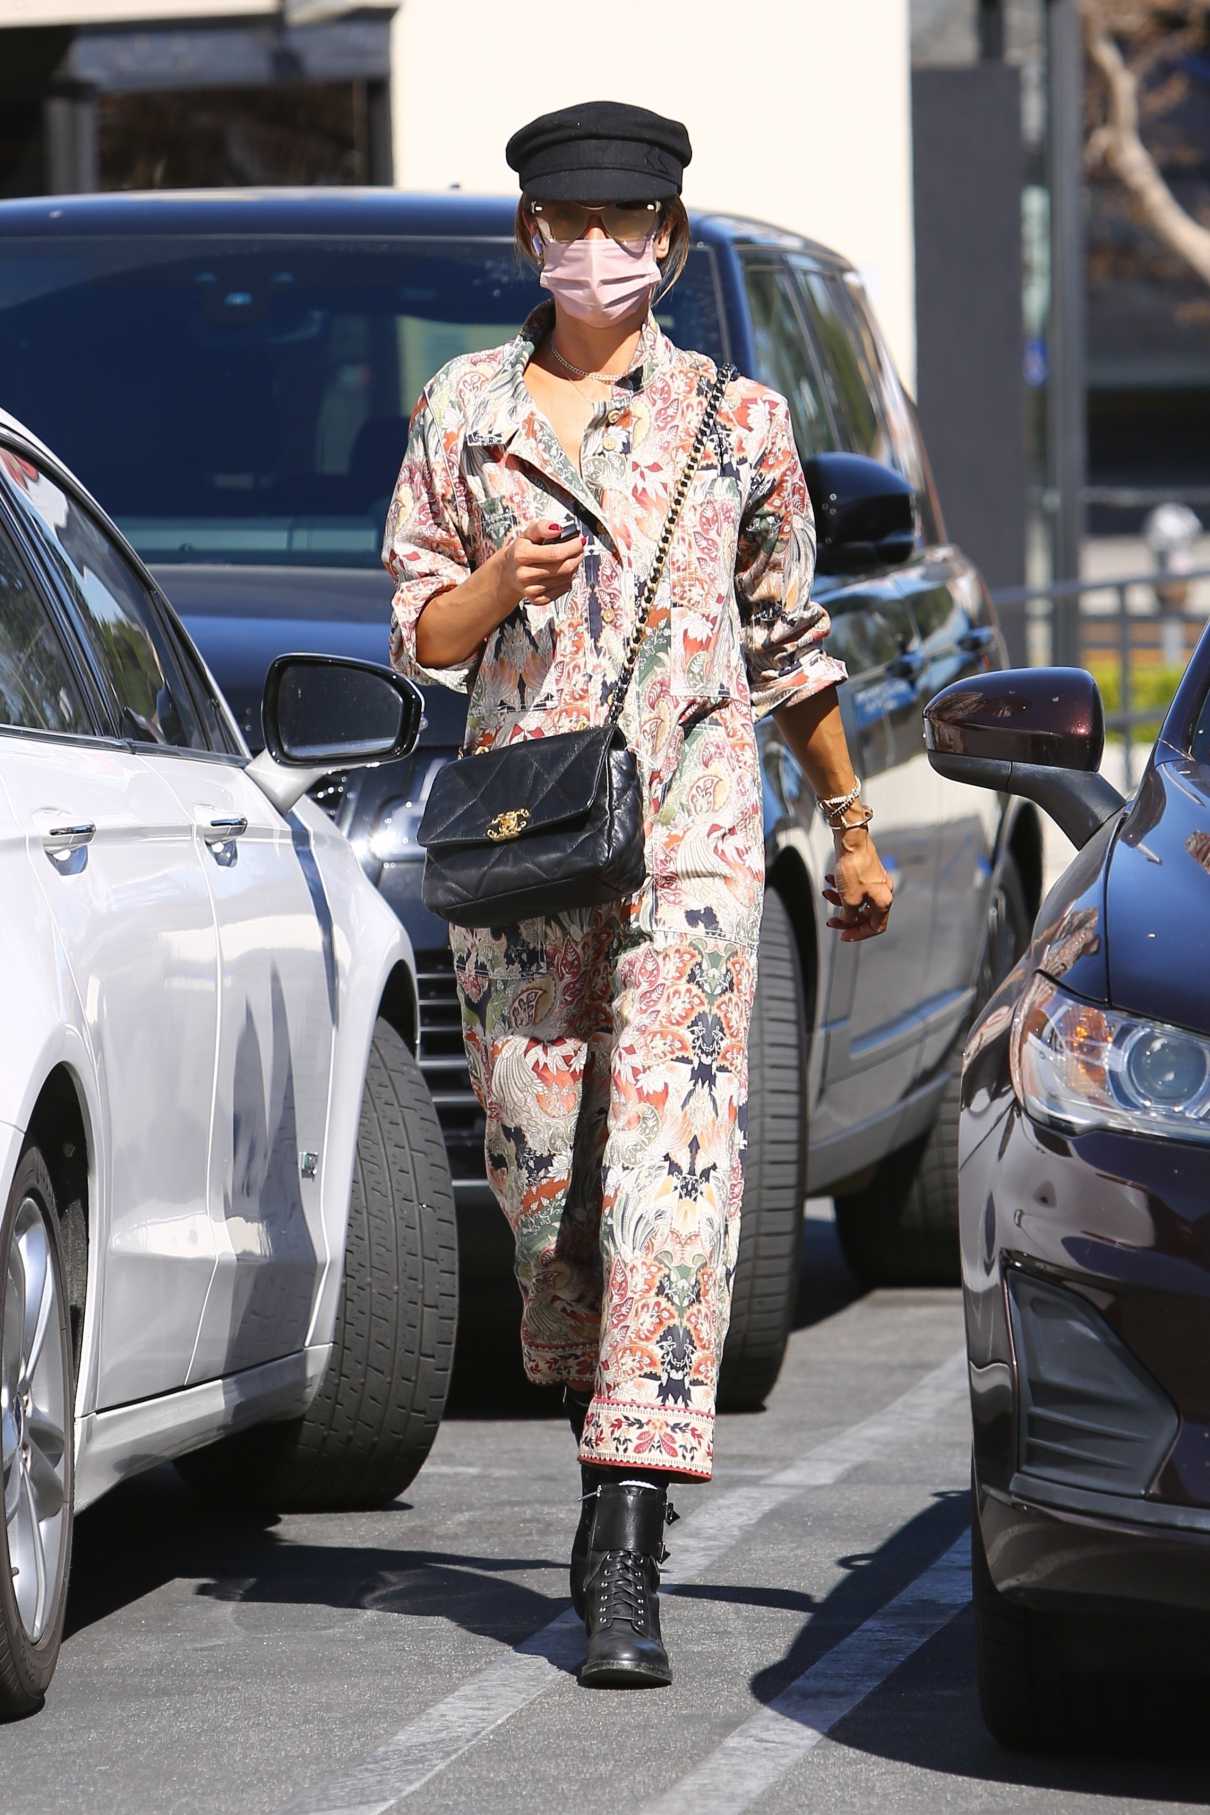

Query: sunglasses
left=529, top=200, right=663, bottom=246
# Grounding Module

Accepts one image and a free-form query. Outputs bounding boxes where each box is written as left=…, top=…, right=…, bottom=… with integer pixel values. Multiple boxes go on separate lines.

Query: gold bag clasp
left=486, top=807, right=531, bottom=841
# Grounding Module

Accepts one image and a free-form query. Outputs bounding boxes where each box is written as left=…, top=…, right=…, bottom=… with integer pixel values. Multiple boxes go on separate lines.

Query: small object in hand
left=545, top=514, right=582, bottom=544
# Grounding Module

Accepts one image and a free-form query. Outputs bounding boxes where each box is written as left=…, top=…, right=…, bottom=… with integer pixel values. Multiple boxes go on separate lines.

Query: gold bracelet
left=831, top=804, right=874, bottom=832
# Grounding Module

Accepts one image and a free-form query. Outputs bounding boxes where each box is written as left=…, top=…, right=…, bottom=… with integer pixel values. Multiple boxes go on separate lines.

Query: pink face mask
left=538, top=235, right=662, bottom=326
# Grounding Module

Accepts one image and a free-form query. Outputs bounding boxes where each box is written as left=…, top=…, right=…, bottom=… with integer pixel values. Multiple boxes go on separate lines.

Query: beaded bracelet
left=818, top=778, right=861, bottom=826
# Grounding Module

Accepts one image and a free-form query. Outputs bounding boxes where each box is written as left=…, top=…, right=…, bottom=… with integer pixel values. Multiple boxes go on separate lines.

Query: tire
left=834, top=854, right=1031, bottom=1289
left=971, top=1478, right=1065, bottom=1750
left=974, top=1482, right=1210, bottom=1752
left=717, top=890, right=808, bottom=1413
left=0, top=1146, right=75, bottom=1718
left=179, top=1021, right=457, bottom=1511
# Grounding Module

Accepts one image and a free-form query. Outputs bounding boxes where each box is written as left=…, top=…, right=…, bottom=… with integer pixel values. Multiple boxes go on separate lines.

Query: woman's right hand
left=501, top=518, right=584, bottom=606
left=413, top=518, right=585, bottom=671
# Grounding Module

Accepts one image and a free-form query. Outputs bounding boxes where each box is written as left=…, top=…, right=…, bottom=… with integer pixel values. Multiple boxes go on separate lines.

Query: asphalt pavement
left=7, top=1205, right=1209, bottom=1815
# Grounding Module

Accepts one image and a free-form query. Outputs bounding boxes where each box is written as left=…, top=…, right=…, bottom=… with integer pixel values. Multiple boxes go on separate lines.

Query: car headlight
left=1010, top=973, right=1210, bottom=1142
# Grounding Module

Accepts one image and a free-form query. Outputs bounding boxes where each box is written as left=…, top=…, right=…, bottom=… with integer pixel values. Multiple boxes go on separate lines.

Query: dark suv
left=0, top=189, right=1041, bottom=1404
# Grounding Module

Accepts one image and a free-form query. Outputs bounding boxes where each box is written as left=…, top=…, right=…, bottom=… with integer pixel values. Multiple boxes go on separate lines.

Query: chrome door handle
left=201, top=816, right=248, bottom=844
left=41, top=822, right=96, bottom=852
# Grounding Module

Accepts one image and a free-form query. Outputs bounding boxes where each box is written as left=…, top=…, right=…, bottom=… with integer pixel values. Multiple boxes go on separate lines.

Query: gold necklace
left=550, top=339, right=636, bottom=385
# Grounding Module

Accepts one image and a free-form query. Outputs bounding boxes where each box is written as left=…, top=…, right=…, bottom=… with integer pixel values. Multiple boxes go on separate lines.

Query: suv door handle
left=958, top=626, right=997, bottom=655
left=889, top=648, right=925, bottom=682
left=200, top=815, right=248, bottom=844
left=40, top=822, right=96, bottom=852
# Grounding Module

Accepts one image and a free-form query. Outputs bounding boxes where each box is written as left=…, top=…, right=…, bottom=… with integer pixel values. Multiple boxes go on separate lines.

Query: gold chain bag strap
left=417, top=362, right=736, bottom=929
left=605, top=359, right=735, bottom=727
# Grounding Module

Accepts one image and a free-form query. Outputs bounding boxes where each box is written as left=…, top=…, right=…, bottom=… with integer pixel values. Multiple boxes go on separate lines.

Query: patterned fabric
left=384, top=302, right=844, bottom=1478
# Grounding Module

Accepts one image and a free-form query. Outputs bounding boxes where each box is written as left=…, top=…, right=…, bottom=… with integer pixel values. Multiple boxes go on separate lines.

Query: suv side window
left=0, top=502, right=93, bottom=738
left=790, top=263, right=890, bottom=465
left=791, top=264, right=944, bottom=545
left=741, top=262, right=833, bottom=459
left=837, top=279, right=940, bottom=518
left=7, top=458, right=209, bottom=752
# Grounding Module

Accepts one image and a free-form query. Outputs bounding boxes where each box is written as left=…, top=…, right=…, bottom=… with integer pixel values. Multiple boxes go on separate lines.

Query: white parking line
left=641, top=1532, right=972, bottom=1815
left=275, top=1348, right=967, bottom=1815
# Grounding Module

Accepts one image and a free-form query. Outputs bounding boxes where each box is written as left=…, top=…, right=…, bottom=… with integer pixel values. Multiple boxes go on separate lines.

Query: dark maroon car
left=925, top=640, right=1210, bottom=1749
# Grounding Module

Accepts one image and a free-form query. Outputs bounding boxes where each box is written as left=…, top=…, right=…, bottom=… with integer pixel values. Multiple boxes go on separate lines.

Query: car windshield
left=0, top=234, right=726, bottom=570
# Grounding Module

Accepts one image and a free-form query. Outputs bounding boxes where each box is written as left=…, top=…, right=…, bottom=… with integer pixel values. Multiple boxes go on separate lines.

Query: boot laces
left=597, top=1549, right=649, bottom=1631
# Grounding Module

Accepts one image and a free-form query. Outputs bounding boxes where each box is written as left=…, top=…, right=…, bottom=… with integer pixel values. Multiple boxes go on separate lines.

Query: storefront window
left=98, top=82, right=374, bottom=190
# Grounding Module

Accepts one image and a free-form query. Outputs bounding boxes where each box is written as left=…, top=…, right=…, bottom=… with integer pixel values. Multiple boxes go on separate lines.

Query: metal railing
left=990, top=566, right=1210, bottom=791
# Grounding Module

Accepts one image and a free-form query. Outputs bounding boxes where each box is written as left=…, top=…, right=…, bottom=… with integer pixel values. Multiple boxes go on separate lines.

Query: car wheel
left=717, top=890, right=807, bottom=1413
left=179, top=1021, right=457, bottom=1511
left=834, top=854, right=1031, bottom=1288
left=970, top=1475, right=1065, bottom=1749
left=0, top=1146, right=74, bottom=1718
left=974, top=1473, right=1210, bottom=1750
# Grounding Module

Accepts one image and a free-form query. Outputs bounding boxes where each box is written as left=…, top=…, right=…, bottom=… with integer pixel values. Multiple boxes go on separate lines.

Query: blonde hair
left=513, top=196, right=691, bottom=298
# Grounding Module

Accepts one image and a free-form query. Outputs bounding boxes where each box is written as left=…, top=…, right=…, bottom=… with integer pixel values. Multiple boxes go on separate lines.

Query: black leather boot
left=580, top=1480, right=675, bottom=1688
left=563, top=1387, right=596, bottom=1618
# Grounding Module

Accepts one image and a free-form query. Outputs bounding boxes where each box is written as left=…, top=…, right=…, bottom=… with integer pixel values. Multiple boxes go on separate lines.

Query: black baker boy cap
left=505, top=99, right=692, bottom=204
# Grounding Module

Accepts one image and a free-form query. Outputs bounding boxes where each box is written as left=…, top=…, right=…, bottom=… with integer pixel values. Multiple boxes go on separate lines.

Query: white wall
left=0, top=0, right=396, bottom=21
left=390, top=0, right=916, bottom=385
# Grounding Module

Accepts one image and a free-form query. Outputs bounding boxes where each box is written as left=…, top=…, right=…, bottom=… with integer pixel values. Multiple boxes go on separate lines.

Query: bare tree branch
left=1081, top=0, right=1210, bottom=286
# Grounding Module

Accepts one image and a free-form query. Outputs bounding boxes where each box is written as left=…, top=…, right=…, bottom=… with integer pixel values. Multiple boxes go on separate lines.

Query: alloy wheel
left=2, top=1194, right=69, bottom=1644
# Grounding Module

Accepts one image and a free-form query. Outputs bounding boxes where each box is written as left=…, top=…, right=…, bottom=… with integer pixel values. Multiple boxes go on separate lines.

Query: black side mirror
left=924, top=667, right=1125, bottom=847
left=261, top=653, right=423, bottom=769
left=803, top=453, right=916, bottom=575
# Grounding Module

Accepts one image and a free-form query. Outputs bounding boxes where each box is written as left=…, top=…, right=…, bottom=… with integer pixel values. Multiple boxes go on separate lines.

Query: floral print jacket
left=383, top=301, right=845, bottom=756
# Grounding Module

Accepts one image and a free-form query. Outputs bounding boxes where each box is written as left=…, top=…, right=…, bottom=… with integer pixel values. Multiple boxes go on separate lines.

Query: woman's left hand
left=823, top=827, right=894, bottom=942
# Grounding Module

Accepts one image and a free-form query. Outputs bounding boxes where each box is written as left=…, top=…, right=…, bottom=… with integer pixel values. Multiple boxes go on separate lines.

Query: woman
left=384, top=100, right=893, bottom=1688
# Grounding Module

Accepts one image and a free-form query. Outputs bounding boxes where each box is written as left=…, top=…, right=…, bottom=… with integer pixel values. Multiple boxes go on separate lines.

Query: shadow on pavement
left=65, top=1467, right=281, bottom=1640
left=66, top=1462, right=572, bottom=1654
left=678, top=1489, right=1210, bottom=1794
left=670, top=1486, right=968, bottom=1664
left=831, top=1607, right=1210, bottom=1798
left=793, top=1203, right=864, bottom=1333
left=193, top=1542, right=571, bottom=1654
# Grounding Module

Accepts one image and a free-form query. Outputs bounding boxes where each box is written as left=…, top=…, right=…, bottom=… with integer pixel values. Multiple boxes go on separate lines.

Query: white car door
left=5, top=457, right=336, bottom=1386
left=0, top=459, right=222, bottom=1411
left=153, top=725, right=336, bottom=1385
left=137, top=609, right=336, bottom=1385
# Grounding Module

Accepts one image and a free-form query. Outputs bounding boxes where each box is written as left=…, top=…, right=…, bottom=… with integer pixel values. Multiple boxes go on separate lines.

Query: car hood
left=1104, top=752, right=1210, bottom=1037
left=155, top=564, right=469, bottom=753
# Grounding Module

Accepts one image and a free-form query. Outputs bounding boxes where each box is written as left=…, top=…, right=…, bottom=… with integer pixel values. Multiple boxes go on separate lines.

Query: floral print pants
left=452, top=907, right=757, bottom=1480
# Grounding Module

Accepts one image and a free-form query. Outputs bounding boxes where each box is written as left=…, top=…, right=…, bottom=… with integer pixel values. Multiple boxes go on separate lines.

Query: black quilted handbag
left=417, top=362, right=734, bottom=930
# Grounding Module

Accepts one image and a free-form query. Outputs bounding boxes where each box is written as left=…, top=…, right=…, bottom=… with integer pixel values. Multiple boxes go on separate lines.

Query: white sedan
left=0, top=412, right=457, bottom=1715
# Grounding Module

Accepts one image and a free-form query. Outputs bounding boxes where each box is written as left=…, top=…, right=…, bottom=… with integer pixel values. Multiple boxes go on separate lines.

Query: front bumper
left=978, top=1474, right=1210, bottom=1615
left=962, top=1102, right=1210, bottom=1612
